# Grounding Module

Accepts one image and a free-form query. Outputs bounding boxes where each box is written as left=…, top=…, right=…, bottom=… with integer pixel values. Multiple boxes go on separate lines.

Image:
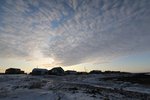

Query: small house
left=31, top=68, right=48, bottom=75
left=48, top=67, right=64, bottom=75
left=5, top=68, right=24, bottom=74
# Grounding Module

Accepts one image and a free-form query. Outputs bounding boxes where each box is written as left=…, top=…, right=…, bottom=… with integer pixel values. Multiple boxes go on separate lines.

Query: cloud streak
left=0, top=0, right=150, bottom=67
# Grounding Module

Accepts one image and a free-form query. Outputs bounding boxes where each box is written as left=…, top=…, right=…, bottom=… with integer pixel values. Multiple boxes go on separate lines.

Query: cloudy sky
left=0, top=0, right=150, bottom=73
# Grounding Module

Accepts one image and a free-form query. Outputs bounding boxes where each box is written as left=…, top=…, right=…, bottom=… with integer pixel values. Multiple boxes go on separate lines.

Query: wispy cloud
left=0, top=0, right=150, bottom=66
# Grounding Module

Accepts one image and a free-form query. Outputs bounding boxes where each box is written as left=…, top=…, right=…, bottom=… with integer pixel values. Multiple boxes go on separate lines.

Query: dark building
left=89, top=70, right=102, bottom=74
left=48, top=67, right=64, bottom=75
left=104, top=71, right=121, bottom=74
left=65, top=70, right=77, bottom=75
left=5, top=68, right=24, bottom=74
left=31, top=68, right=48, bottom=75
left=77, top=72, right=88, bottom=75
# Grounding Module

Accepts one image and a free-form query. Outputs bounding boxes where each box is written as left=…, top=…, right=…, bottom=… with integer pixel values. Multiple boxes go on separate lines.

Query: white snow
left=0, top=74, right=149, bottom=100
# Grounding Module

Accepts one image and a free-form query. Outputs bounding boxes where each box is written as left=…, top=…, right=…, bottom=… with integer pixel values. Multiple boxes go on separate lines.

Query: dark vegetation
left=116, top=74, right=150, bottom=86
left=102, top=73, right=150, bottom=86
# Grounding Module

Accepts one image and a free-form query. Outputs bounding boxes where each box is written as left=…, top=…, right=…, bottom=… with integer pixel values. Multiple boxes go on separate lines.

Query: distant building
left=104, top=71, right=121, bottom=74
left=77, top=72, right=88, bottom=75
left=5, top=68, right=25, bottom=74
left=89, top=70, right=102, bottom=74
left=65, top=70, right=77, bottom=75
left=31, top=68, right=48, bottom=75
left=48, top=67, right=64, bottom=75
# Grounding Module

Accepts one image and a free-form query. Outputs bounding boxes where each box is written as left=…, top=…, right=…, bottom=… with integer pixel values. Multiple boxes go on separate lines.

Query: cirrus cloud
left=0, top=0, right=150, bottom=67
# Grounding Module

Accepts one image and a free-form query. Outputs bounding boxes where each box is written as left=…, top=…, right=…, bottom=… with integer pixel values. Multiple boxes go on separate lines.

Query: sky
left=0, top=0, right=150, bottom=73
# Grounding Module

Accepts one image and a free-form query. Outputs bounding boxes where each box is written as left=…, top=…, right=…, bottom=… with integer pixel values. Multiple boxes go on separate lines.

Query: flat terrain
left=0, top=73, right=150, bottom=100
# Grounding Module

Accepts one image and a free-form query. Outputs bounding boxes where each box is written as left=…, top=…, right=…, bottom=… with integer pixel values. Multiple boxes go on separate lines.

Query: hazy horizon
left=0, top=0, right=150, bottom=73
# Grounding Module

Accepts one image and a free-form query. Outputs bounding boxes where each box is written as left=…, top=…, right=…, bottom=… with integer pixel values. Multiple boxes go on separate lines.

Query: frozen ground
left=0, top=74, right=150, bottom=100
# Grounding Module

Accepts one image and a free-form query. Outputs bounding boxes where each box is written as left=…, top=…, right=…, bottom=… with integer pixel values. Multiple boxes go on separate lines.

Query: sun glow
left=29, top=50, right=55, bottom=67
